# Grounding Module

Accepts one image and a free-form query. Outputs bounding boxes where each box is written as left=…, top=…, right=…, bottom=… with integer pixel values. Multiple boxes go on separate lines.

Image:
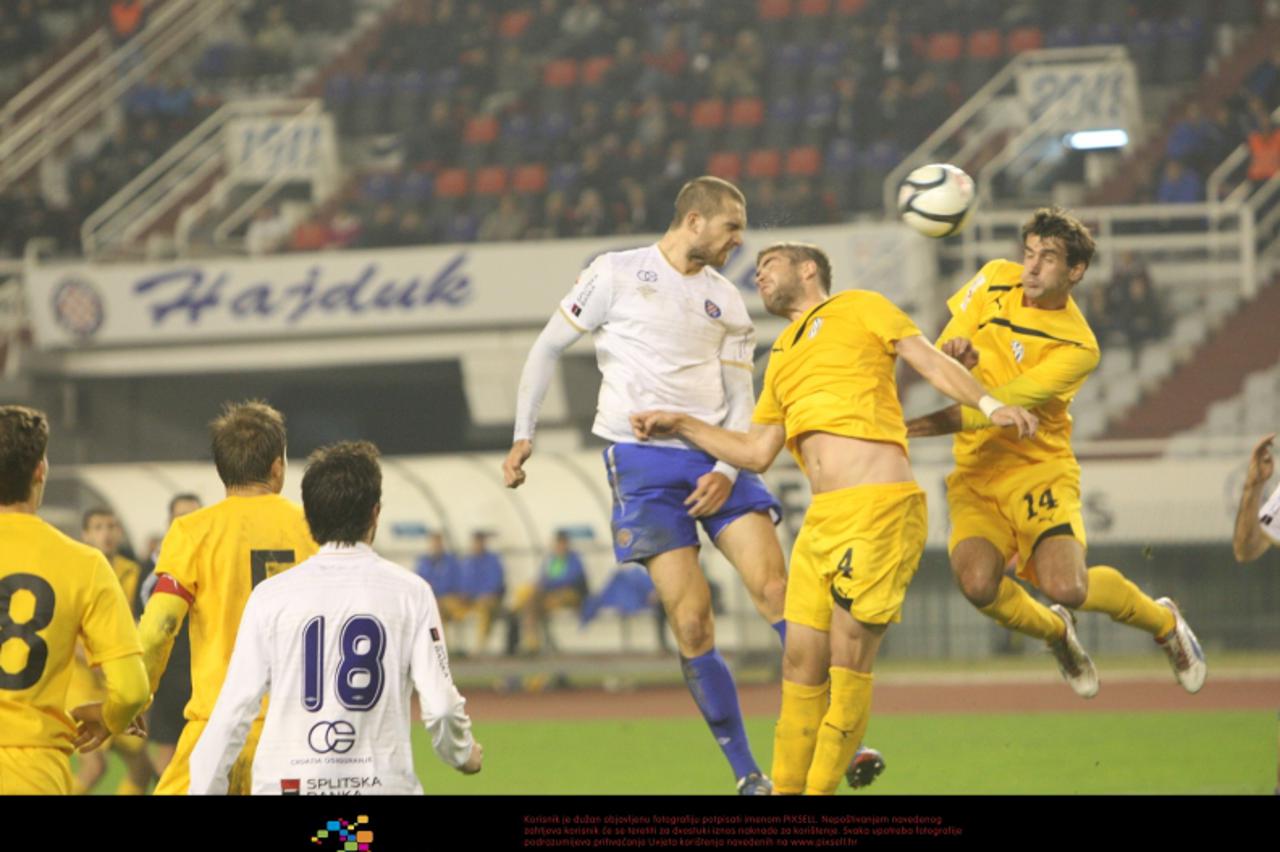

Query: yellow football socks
left=1080, top=565, right=1175, bottom=637
left=771, top=679, right=829, bottom=794
left=804, top=668, right=872, bottom=795
left=980, top=577, right=1064, bottom=641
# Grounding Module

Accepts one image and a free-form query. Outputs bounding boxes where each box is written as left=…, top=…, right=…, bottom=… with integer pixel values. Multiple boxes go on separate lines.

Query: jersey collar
left=318, top=542, right=375, bottom=555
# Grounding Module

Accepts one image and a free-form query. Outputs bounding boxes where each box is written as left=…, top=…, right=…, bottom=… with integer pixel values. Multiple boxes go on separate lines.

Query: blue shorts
left=603, top=443, right=782, bottom=563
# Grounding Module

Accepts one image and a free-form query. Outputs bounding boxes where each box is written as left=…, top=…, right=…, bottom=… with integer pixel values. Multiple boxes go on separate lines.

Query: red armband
left=153, top=573, right=195, bottom=605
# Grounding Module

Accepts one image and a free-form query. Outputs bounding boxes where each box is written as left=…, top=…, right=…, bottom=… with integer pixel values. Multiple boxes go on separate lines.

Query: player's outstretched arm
left=1234, top=432, right=1276, bottom=563
left=632, top=413, right=785, bottom=473
left=70, top=654, right=150, bottom=752
left=506, top=311, right=585, bottom=488
left=897, top=335, right=1038, bottom=438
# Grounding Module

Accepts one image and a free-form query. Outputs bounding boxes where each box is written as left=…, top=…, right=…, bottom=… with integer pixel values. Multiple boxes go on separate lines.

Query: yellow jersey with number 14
left=938, top=259, right=1100, bottom=473
left=153, top=494, right=316, bottom=721
left=753, top=289, right=923, bottom=473
left=0, top=514, right=141, bottom=751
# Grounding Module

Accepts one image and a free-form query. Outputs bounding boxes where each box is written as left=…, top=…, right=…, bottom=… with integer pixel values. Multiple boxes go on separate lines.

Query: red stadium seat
left=833, top=0, right=867, bottom=16
left=498, top=9, right=533, bottom=40
left=926, top=32, right=964, bottom=64
left=473, top=165, right=509, bottom=196
left=707, top=151, right=743, bottom=181
left=785, top=146, right=821, bottom=176
left=745, top=148, right=782, bottom=179
left=512, top=163, right=549, bottom=194
left=967, top=29, right=1003, bottom=59
left=796, top=0, right=831, bottom=17
left=691, top=98, right=728, bottom=129
left=542, top=58, right=578, bottom=88
left=463, top=115, right=499, bottom=145
left=758, top=0, right=792, bottom=22
left=581, top=56, right=614, bottom=87
left=729, top=97, right=765, bottom=128
left=1006, top=26, right=1044, bottom=54
left=435, top=168, right=470, bottom=199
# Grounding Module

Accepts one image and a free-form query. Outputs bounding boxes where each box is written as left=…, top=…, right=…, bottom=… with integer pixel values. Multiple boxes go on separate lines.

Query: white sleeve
left=410, top=588, right=475, bottom=769
left=512, top=311, right=584, bottom=442
left=188, top=594, right=271, bottom=795
left=557, top=252, right=615, bottom=333
left=711, top=306, right=757, bottom=482
left=1260, top=479, right=1280, bottom=544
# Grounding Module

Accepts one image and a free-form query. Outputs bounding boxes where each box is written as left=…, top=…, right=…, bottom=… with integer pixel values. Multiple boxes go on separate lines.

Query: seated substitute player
left=511, top=530, right=589, bottom=654
left=503, top=176, right=792, bottom=794
left=632, top=242, right=1038, bottom=795
left=69, top=507, right=153, bottom=795
left=0, top=405, right=149, bottom=795
left=415, top=531, right=460, bottom=598
left=136, top=400, right=317, bottom=794
left=437, top=531, right=506, bottom=654
left=906, top=207, right=1205, bottom=697
left=1233, top=432, right=1279, bottom=563
left=189, top=441, right=482, bottom=794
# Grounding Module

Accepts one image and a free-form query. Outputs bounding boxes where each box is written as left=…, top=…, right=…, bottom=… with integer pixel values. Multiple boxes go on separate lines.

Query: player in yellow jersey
left=0, top=406, right=149, bottom=795
left=906, top=207, right=1206, bottom=697
left=68, top=508, right=154, bottom=795
left=136, top=400, right=317, bottom=794
left=633, top=242, right=1037, bottom=794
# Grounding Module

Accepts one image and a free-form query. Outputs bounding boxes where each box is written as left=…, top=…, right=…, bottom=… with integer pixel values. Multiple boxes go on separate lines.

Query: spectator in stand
left=415, top=531, right=460, bottom=599
left=245, top=204, right=289, bottom=256
left=709, top=30, right=763, bottom=98
left=289, top=216, right=332, bottom=253
left=393, top=209, right=433, bottom=247
left=109, top=0, right=147, bottom=44
left=253, top=4, right=297, bottom=76
left=1166, top=102, right=1212, bottom=174
left=479, top=194, right=530, bottom=243
left=560, top=0, right=605, bottom=58
left=571, top=187, right=609, bottom=236
left=327, top=204, right=362, bottom=248
left=1154, top=159, right=1204, bottom=203
left=1246, top=109, right=1280, bottom=192
left=529, top=190, right=572, bottom=239
left=438, top=531, right=506, bottom=654
left=1082, top=284, right=1116, bottom=346
left=511, top=530, right=589, bottom=655
left=1118, top=270, right=1167, bottom=353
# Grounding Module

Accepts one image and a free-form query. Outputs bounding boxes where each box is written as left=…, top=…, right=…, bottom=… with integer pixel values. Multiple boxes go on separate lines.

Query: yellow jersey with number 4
left=0, top=514, right=141, bottom=751
left=753, top=289, right=922, bottom=473
left=153, top=494, right=316, bottom=720
left=939, top=259, right=1100, bottom=472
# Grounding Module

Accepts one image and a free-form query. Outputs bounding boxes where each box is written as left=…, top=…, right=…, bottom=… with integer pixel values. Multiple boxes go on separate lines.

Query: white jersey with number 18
left=188, top=542, right=474, bottom=795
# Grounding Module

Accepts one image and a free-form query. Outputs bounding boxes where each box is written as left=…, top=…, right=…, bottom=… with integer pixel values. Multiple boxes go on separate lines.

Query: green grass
left=84, top=709, right=1275, bottom=795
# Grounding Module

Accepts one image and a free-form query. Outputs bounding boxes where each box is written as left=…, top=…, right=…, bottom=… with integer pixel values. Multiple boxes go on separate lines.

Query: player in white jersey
left=1234, top=432, right=1280, bottom=561
left=188, top=442, right=482, bottom=795
left=503, top=176, right=880, bottom=793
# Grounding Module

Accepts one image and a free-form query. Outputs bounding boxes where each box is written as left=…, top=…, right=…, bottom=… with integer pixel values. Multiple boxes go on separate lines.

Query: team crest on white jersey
left=1011, top=339, right=1024, bottom=362
left=704, top=299, right=721, bottom=318
left=637, top=269, right=658, bottom=282
left=808, top=318, right=823, bottom=339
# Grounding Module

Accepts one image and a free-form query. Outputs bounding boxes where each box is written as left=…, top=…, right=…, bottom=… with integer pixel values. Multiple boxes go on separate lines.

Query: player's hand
left=630, top=410, right=683, bottom=441
left=990, top=405, right=1038, bottom=439
left=503, top=440, right=532, bottom=488
left=941, top=338, right=979, bottom=370
left=124, top=713, right=148, bottom=739
left=69, top=703, right=113, bottom=753
left=459, top=741, right=484, bottom=774
left=1247, top=432, right=1275, bottom=486
left=685, top=471, right=732, bottom=517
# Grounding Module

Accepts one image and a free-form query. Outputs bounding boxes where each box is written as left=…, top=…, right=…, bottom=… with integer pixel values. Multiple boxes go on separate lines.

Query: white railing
left=884, top=46, right=1137, bottom=215
left=0, top=0, right=237, bottom=195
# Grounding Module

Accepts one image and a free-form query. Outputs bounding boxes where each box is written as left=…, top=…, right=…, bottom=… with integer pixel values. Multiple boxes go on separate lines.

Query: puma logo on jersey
left=959, top=274, right=985, bottom=312
left=1011, top=339, right=1024, bottom=362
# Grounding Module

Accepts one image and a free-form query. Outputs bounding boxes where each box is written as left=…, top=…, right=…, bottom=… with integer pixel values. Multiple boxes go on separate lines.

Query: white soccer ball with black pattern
left=897, top=163, right=976, bottom=238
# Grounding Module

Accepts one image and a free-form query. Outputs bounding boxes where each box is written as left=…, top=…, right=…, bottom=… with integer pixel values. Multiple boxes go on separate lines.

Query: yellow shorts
left=0, top=746, right=72, bottom=794
left=784, top=481, right=927, bottom=630
left=947, top=461, right=1087, bottom=585
left=154, top=717, right=263, bottom=795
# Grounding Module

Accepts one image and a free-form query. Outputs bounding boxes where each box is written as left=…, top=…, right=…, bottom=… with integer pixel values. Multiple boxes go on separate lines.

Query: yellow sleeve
left=154, top=518, right=198, bottom=597
left=751, top=353, right=784, bottom=425
left=939, top=261, right=1001, bottom=344
left=99, top=654, right=150, bottom=735
left=960, top=345, right=1101, bottom=429
left=857, top=291, right=923, bottom=352
left=80, top=554, right=143, bottom=667
left=138, top=593, right=190, bottom=691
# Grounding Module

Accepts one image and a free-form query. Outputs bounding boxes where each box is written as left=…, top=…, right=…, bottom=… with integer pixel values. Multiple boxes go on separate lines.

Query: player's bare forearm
left=1233, top=480, right=1272, bottom=563
left=906, top=405, right=963, bottom=438
left=898, top=335, right=988, bottom=409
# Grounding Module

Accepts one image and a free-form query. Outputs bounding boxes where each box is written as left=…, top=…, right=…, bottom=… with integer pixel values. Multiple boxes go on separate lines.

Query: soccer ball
left=897, top=163, right=976, bottom=238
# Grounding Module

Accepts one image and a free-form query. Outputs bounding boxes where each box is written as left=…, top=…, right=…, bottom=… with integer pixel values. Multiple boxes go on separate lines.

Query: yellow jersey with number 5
left=938, top=259, right=1100, bottom=472
left=153, top=494, right=316, bottom=720
left=0, top=513, right=141, bottom=751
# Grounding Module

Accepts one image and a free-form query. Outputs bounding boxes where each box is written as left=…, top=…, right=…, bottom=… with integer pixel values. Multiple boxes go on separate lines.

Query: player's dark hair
left=168, top=492, right=201, bottom=517
left=209, top=400, right=287, bottom=487
left=302, top=440, right=382, bottom=546
left=82, top=507, right=115, bottom=530
left=757, top=242, right=833, bottom=294
left=0, top=405, right=49, bottom=504
left=1021, top=206, right=1096, bottom=269
left=669, top=175, right=746, bottom=229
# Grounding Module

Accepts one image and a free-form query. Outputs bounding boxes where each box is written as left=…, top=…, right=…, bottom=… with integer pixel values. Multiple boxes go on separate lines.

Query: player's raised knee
left=952, top=566, right=999, bottom=608
left=1040, top=575, right=1087, bottom=609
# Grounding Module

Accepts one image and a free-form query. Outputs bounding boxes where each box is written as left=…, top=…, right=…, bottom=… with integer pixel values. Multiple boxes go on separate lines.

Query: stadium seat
left=746, top=149, right=782, bottom=179
left=726, top=97, right=765, bottom=148
left=435, top=168, right=471, bottom=199
left=498, top=113, right=537, bottom=164
left=691, top=98, right=728, bottom=130
left=1006, top=26, right=1044, bottom=54
left=542, top=58, right=579, bottom=89
left=832, top=0, right=867, bottom=16
left=498, top=9, right=533, bottom=40
left=581, top=56, right=615, bottom=89
left=400, top=171, right=435, bottom=205
left=707, top=151, right=743, bottom=181
left=512, top=163, right=549, bottom=194
left=794, top=0, right=832, bottom=40
left=474, top=166, right=509, bottom=197
left=925, top=32, right=964, bottom=66
left=463, top=115, right=499, bottom=146
left=967, top=29, right=1003, bottom=60
left=758, top=0, right=793, bottom=22
left=785, top=146, right=822, bottom=177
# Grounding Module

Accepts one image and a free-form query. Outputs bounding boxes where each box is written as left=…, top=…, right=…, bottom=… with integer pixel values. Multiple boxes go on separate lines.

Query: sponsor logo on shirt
left=309, top=720, right=357, bottom=754
left=281, top=778, right=300, bottom=795
left=577, top=274, right=598, bottom=306
left=959, top=274, right=985, bottom=312
left=430, top=627, right=441, bottom=642
left=570, top=303, right=582, bottom=316
left=704, top=299, right=722, bottom=319
left=1011, top=339, right=1025, bottom=363
left=808, top=317, right=823, bottom=339
left=615, top=528, right=634, bottom=548
left=637, top=269, right=658, bottom=282
left=306, top=776, right=384, bottom=795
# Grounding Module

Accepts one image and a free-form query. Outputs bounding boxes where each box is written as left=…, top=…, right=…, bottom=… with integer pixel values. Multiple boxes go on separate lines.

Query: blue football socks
left=680, top=649, right=759, bottom=782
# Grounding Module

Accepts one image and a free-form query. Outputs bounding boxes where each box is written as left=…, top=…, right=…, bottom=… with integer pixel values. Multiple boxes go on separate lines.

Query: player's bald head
left=669, top=176, right=747, bottom=230
left=0, top=405, right=49, bottom=505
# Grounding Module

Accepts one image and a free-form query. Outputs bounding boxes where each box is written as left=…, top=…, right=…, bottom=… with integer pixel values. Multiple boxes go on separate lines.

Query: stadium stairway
left=1085, top=12, right=1280, bottom=207
left=1105, top=274, right=1280, bottom=440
